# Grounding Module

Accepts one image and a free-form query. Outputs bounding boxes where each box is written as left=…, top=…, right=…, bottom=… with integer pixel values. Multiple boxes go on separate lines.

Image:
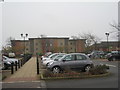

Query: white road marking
left=100, top=63, right=116, bottom=67
left=37, top=87, right=41, bottom=88
left=106, top=64, right=116, bottom=67
left=2, top=81, right=41, bottom=83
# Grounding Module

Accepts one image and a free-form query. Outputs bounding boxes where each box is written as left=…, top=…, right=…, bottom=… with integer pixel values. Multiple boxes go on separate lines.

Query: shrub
left=41, top=64, right=109, bottom=78
left=42, top=70, right=53, bottom=77
left=89, top=64, right=109, bottom=75
left=42, top=69, right=81, bottom=78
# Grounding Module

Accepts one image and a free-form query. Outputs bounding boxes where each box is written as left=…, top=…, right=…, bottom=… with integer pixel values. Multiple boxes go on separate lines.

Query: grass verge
left=40, top=72, right=110, bottom=80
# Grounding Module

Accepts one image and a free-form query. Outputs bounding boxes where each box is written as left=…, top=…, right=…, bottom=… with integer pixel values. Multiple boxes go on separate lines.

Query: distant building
left=91, top=41, right=119, bottom=52
left=68, top=39, right=86, bottom=53
left=11, top=40, right=30, bottom=55
left=11, top=37, right=86, bottom=55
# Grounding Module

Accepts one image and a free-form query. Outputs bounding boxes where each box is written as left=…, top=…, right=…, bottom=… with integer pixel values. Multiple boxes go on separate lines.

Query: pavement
left=3, top=57, right=39, bottom=82
left=2, top=57, right=47, bottom=88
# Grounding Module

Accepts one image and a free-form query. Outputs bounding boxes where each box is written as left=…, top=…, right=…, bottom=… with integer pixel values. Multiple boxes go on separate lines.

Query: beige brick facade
left=12, top=37, right=86, bottom=55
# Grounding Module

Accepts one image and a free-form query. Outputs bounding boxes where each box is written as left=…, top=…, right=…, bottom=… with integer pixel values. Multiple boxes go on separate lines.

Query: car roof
left=3, top=56, right=8, bottom=58
left=69, top=53, right=86, bottom=55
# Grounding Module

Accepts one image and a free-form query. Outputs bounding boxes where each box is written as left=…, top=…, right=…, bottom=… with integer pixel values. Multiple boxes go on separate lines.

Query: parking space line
left=106, top=64, right=116, bottom=67
left=100, top=63, right=116, bottom=67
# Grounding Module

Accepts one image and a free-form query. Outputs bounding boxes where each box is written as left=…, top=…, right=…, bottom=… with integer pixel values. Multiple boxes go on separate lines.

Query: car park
left=107, top=51, right=120, bottom=61
left=88, top=51, right=105, bottom=59
left=42, top=53, right=66, bottom=66
left=47, top=53, right=93, bottom=73
left=42, top=53, right=60, bottom=61
left=41, top=52, right=52, bottom=60
left=2, top=56, right=18, bottom=69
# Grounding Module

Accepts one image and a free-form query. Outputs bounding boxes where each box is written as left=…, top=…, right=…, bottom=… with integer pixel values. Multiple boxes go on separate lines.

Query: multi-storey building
left=11, top=40, right=30, bottom=55
left=11, top=37, right=86, bottom=55
left=68, top=39, right=86, bottom=53
left=91, top=41, right=119, bottom=52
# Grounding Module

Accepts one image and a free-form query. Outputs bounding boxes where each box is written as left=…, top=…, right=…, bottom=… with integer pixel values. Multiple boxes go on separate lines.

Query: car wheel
left=84, top=65, right=91, bottom=72
left=52, top=67, right=61, bottom=74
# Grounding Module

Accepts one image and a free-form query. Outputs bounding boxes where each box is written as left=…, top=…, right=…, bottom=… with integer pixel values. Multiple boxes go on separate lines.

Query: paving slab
left=3, top=57, right=40, bottom=82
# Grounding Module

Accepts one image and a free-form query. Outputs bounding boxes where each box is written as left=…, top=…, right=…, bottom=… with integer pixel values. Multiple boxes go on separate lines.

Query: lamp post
left=21, top=34, right=28, bottom=64
left=105, top=32, right=109, bottom=52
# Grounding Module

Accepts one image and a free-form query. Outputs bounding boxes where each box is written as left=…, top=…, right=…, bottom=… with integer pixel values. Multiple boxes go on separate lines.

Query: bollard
left=36, top=54, right=39, bottom=74
left=15, top=61, right=17, bottom=71
left=21, top=59, right=23, bottom=67
left=11, top=62, right=14, bottom=74
left=18, top=60, right=20, bottom=68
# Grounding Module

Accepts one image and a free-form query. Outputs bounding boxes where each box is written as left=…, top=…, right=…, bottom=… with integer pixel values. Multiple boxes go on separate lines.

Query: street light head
left=26, top=34, right=28, bottom=37
left=21, top=34, right=23, bottom=37
left=105, top=32, right=109, bottom=36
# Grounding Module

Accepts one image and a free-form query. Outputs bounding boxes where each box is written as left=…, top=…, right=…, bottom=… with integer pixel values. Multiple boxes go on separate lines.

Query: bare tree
left=2, top=37, right=15, bottom=54
left=6, top=37, right=15, bottom=46
left=110, top=23, right=120, bottom=40
left=109, top=22, right=120, bottom=31
left=110, top=22, right=120, bottom=51
left=78, top=32, right=101, bottom=51
left=79, top=32, right=100, bottom=46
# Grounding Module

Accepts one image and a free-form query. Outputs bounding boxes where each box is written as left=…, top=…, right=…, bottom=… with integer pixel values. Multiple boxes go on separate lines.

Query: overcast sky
left=0, top=0, right=119, bottom=49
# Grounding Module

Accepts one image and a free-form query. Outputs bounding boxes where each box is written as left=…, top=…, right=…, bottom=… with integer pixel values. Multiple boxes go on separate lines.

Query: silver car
left=47, top=53, right=93, bottom=73
left=43, top=53, right=66, bottom=66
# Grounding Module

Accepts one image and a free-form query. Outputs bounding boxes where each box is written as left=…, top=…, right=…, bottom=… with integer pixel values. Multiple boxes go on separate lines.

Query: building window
left=71, top=48, right=72, bottom=50
left=70, top=43, right=72, bottom=45
left=50, top=43, right=52, bottom=46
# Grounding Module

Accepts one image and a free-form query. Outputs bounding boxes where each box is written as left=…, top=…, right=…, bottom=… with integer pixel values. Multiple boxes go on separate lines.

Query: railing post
left=21, top=59, right=23, bottom=67
left=18, top=60, right=20, bottom=68
left=11, top=62, right=14, bottom=74
left=15, top=61, right=17, bottom=71
left=36, top=54, right=39, bottom=75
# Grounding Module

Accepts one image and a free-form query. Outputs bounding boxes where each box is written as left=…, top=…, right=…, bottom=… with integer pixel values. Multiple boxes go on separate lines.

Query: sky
left=0, top=0, right=119, bottom=49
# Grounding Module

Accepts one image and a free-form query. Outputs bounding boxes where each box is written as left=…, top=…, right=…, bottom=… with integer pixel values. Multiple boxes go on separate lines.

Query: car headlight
left=6, top=61, right=11, bottom=64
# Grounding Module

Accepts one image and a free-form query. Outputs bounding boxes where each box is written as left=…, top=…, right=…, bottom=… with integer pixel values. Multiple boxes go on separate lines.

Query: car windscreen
left=54, top=55, right=64, bottom=61
left=50, top=54, right=59, bottom=59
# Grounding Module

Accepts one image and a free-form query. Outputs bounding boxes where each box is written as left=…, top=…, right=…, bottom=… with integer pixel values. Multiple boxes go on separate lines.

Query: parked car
left=107, top=51, right=120, bottom=61
left=88, top=51, right=105, bottom=59
left=41, top=52, right=52, bottom=60
left=42, top=53, right=60, bottom=61
left=2, top=56, right=18, bottom=69
left=105, top=53, right=112, bottom=59
left=47, top=53, right=93, bottom=73
left=43, top=53, right=66, bottom=66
